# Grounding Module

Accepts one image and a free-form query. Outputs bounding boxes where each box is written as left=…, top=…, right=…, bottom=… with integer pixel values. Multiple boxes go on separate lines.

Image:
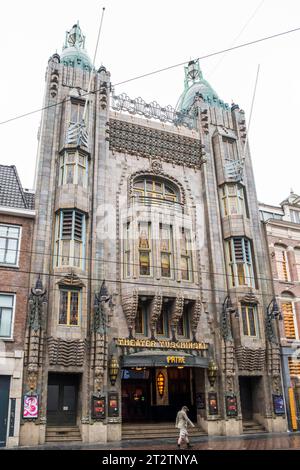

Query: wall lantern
left=108, top=356, right=119, bottom=386
left=207, top=360, right=218, bottom=387
left=157, top=372, right=165, bottom=397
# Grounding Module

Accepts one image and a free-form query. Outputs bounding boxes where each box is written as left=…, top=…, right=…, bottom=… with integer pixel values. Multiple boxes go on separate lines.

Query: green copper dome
left=176, top=60, right=229, bottom=111
left=60, top=22, right=92, bottom=70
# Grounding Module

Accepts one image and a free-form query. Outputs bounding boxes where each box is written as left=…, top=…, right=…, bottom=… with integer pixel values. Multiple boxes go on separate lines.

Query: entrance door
left=168, top=368, right=195, bottom=420
left=47, top=374, right=79, bottom=426
left=122, top=381, right=150, bottom=422
left=239, top=377, right=253, bottom=421
left=0, top=376, right=10, bottom=447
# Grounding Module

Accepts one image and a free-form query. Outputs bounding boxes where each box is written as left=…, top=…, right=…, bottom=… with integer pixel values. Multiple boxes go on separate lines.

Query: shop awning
left=120, top=350, right=209, bottom=368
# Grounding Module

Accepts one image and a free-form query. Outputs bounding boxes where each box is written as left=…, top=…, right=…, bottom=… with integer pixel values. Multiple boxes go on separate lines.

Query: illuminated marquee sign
left=115, top=338, right=208, bottom=350
left=167, top=356, right=185, bottom=364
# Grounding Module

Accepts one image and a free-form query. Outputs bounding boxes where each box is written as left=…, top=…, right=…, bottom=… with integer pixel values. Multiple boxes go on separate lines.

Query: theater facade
left=20, top=23, right=287, bottom=445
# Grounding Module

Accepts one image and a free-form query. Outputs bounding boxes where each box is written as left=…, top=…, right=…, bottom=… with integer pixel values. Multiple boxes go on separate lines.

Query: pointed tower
left=20, top=23, right=111, bottom=446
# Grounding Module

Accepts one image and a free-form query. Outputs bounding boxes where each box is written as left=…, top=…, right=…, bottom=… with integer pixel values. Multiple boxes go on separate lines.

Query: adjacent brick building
left=0, top=165, right=35, bottom=447
left=260, top=192, right=300, bottom=431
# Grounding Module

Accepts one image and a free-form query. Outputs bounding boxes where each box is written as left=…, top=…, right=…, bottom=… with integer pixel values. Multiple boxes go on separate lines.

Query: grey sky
left=1, top=0, right=299, bottom=205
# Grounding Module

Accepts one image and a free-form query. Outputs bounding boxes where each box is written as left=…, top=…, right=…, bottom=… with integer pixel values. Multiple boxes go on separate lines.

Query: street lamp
left=207, top=360, right=218, bottom=387
left=108, top=356, right=119, bottom=386
left=267, top=297, right=282, bottom=321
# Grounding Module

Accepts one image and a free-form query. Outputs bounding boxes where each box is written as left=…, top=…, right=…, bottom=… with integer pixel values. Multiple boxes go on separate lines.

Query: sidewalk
left=5, top=431, right=300, bottom=451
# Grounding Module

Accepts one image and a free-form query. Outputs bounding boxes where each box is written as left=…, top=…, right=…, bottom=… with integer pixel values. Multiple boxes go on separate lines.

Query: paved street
left=7, top=432, right=300, bottom=451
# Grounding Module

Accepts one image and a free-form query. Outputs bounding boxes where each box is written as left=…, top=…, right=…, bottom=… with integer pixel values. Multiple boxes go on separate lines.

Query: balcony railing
left=131, top=195, right=184, bottom=212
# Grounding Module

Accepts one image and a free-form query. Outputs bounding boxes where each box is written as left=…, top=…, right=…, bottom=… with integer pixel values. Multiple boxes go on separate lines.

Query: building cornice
left=0, top=206, right=35, bottom=218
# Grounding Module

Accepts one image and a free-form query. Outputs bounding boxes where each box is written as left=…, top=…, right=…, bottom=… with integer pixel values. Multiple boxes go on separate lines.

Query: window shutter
left=62, top=211, right=73, bottom=238
left=288, top=357, right=300, bottom=376
left=282, top=303, right=296, bottom=339
left=74, top=211, right=83, bottom=240
left=233, top=238, right=244, bottom=261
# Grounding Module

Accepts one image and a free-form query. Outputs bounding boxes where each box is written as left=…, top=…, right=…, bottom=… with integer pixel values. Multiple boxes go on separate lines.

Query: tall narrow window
left=221, top=184, right=247, bottom=217
left=241, top=304, right=259, bottom=337
left=55, top=210, right=86, bottom=269
left=59, top=289, right=80, bottom=326
left=0, top=294, right=15, bottom=338
left=70, top=100, right=86, bottom=124
left=124, top=222, right=131, bottom=277
left=275, top=246, right=290, bottom=281
left=290, top=210, right=300, bottom=224
left=180, top=229, right=193, bottom=281
left=282, top=302, right=297, bottom=339
left=160, top=224, right=173, bottom=278
left=295, top=248, right=300, bottom=281
left=156, top=303, right=169, bottom=336
left=177, top=304, right=190, bottom=337
left=222, top=137, right=238, bottom=161
left=59, top=151, right=88, bottom=187
left=0, top=225, right=21, bottom=266
left=135, top=303, right=147, bottom=335
left=138, top=222, right=151, bottom=276
left=227, top=238, right=255, bottom=287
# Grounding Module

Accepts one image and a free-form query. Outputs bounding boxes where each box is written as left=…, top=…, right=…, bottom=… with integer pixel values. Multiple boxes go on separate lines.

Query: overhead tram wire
left=0, top=244, right=283, bottom=286
left=1, top=25, right=300, bottom=126
left=0, top=267, right=275, bottom=301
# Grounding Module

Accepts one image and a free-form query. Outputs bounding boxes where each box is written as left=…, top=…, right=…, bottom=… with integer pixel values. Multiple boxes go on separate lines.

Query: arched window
left=133, top=177, right=180, bottom=204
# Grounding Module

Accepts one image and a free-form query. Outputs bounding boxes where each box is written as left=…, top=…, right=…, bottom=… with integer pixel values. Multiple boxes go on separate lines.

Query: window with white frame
left=222, top=137, right=238, bottom=161
left=226, top=237, right=255, bottom=287
left=59, top=151, right=88, bottom=187
left=274, top=245, right=290, bottom=281
left=55, top=210, right=86, bottom=269
left=70, top=100, right=87, bottom=124
left=290, top=210, right=300, bottom=224
left=241, top=303, right=259, bottom=337
left=220, top=184, right=248, bottom=217
left=0, top=294, right=15, bottom=338
left=180, top=228, right=193, bottom=281
left=295, top=248, right=300, bottom=281
left=0, top=225, right=21, bottom=266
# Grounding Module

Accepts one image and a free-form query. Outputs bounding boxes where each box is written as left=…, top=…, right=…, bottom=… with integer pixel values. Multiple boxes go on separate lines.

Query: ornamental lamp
left=207, top=360, right=218, bottom=387
left=156, top=372, right=165, bottom=397
left=108, top=356, right=119, bottom=386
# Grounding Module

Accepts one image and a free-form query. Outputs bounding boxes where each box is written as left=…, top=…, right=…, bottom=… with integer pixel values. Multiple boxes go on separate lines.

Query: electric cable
left=1, top=25, right=300, bottom=126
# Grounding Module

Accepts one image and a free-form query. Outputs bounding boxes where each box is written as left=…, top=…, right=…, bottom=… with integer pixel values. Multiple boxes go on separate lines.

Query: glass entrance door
left=47, top=374, right=79, bottom=426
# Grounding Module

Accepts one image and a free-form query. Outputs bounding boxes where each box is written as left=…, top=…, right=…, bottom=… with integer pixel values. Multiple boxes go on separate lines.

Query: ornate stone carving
left=24, top=277, right=47, bottom=391
left=190, top=298, right=202, bottom=341
left=170, top=294, right=184, bottom=340
left=108, top=119, right=205, bottom=169
left=91, top=281, right=110, bottom=393
left=122, top=289, right=139, bottom=337
left=149, top=293, right=163, bottom=339
left=236, top=346, right=266, bottom=372
left=150, top=159, right=163, bottom=174
left=99, top=81, right=108, bottom=110
left=58, top=272, right=85, bottom=287
left=111, top=93, right=196, bottom=129
left=48, top=337, right=86, bottom=367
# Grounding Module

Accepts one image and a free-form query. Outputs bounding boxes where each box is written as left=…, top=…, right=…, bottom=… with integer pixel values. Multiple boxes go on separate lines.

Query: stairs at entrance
left=122, top=422, right=206, bottom=440
left=242, top=420, right=266, bottom=434
left=45, top=426, right=82, bottom=442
